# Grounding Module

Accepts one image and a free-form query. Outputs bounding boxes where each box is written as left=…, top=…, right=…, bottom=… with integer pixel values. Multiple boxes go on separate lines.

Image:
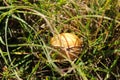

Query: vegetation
left=0, top=0, right=120, bottom=80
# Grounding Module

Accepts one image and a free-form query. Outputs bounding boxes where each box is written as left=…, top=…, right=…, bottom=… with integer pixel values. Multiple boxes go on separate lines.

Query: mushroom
left=50, top=33, right=83, bottom=60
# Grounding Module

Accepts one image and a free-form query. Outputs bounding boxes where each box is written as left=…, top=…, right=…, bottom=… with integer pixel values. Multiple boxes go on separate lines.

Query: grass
left=0, top=0, right=120, bottom=80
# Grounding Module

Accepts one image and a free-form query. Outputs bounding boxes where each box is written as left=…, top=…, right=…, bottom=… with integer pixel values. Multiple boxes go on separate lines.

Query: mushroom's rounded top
left=50, top=33, right=83, bottom=48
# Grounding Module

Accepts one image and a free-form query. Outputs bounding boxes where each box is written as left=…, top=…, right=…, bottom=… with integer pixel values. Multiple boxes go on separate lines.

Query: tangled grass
left=0, top=0, right=120, bottom=80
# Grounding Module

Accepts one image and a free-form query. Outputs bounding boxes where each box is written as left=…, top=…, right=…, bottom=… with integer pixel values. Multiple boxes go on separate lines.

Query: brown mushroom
left=50, top=33, right=83, bottom=60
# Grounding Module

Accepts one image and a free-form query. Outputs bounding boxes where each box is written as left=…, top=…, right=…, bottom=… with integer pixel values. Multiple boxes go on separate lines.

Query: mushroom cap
left=50, top=33, right=83, bottom=60
left=50, top=33, right=82, bottom=48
